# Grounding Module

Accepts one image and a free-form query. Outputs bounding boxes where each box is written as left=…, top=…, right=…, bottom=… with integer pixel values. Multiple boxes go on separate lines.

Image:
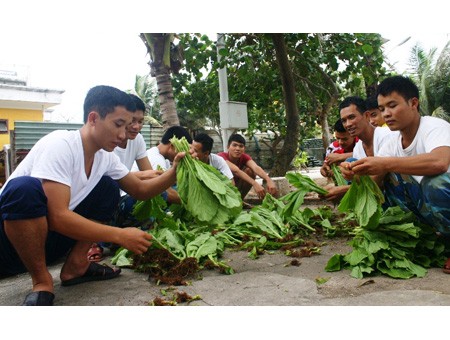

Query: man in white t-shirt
left=0, top=85, right=187, bottom=305
left=323, top=96, right=397, bottom=201
left=192, top=133, right=234, bottom=180
left=343, top=76, right=450, bottom=273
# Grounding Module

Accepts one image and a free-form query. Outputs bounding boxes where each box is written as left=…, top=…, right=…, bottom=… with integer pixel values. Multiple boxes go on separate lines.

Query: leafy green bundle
left=326, top=176, right=447, bottom=279
left=170, top=136, right=242, bottom=225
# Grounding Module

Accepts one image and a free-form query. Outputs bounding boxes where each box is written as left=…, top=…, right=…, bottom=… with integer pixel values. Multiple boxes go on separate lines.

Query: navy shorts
left=0, top=176, right=120, bottom=276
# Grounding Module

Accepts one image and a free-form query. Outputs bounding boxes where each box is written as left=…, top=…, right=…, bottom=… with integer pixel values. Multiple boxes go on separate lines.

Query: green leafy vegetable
left=171, top=136, right=242, bottom=225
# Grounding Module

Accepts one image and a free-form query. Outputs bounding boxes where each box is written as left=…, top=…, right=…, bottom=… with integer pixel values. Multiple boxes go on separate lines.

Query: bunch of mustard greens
left=171, top=136, right=242, bottom=225
left=325, top=175, right=447, bottom=279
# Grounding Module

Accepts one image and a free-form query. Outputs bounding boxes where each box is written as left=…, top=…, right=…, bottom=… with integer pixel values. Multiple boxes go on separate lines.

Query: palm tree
left=139, top=33, right=183, bottom=129
left=132, top=74, right=162, bottom=127
left=408, top=41, right=450, bottom=122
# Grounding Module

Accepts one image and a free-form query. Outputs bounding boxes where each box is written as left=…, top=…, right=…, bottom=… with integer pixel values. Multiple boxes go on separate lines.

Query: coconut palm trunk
left=140, top=33, right=180, bottom=129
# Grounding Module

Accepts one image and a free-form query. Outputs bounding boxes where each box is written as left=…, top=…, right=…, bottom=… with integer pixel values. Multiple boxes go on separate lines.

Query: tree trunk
left=269, top=34, right=300, bottom=177
left=318, top=110, right=330, bottom=159
left=140, top=33, right=180, bottom=129
left=154, top=65, right=180, bottom=128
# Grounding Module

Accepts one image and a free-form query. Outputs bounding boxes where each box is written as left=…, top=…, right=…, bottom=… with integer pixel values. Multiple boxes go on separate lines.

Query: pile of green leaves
left=111, top=219, right=234, bottom=274
left=171, top=136, right=242, bottom=225
left=325, top=176, right=447, bottom=279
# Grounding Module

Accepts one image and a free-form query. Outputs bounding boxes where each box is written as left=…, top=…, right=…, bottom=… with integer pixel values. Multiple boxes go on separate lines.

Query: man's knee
left=243, top=167, right=255, bottom=179
left=0, top=177, right=47, bottom=220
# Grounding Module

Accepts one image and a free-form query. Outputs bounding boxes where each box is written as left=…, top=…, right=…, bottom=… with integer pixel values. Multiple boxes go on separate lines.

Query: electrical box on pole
left=219, top=101, right=248, bottom=129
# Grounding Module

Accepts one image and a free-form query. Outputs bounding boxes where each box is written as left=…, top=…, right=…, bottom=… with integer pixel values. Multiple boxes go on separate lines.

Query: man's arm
left=226, top=160, right=266, bottom=199
left=350, top=146, right=450, bottom=177
left=135, top=156, right=153, bottom=171
left=43, top=180, right=151, bottom=254
left=245, top=159, right=278, bottom=196
left=119, top=152, right=186, bottom=200
left=326, top=152, right=352, bottom=165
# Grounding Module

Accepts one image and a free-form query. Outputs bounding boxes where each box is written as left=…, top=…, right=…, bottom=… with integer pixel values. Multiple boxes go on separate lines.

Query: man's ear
left=410, top=97, right=419, bottom=110
left=87, top=111, right=99, bottom=124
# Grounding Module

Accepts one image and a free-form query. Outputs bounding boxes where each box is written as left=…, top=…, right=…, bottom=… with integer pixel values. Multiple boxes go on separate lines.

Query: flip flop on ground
left=61, top=262, right=121, bottom=287
left=22, top=291, right=55, bottom=306
left=87, top=243, right=104, bottom=262
left=444, top=258, right=450, bottom=274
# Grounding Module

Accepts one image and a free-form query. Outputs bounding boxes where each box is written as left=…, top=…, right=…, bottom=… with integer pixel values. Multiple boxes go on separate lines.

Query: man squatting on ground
left=0, top=85, right=188, bottom=305
left=218, top=134, right=278, bottom=200
left=340, top=76, right=450, bottom=273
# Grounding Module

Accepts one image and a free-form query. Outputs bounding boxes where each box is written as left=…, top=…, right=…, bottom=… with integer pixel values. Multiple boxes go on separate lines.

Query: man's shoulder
left=241, top=153, right=252, bottom=161
left=217, top=151, right=229, bottom=159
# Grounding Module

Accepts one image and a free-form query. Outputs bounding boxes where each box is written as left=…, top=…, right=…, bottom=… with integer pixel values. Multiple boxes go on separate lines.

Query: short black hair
left=338, top=96, right=366, bottom=114
left=333, top=118, right=346, bottom=133
left=161, top=126, right=192, bottom=144
left=129, top=94, right=146, bottom=113
left=83, top=85, right=136, bottom=123
left=227, top=133, right=246, bottom=147
left=365, top=96, right=378, bottom=110
left=377, top=75, right=419, bottom=101
left=194, top=133, right=213, bottom=153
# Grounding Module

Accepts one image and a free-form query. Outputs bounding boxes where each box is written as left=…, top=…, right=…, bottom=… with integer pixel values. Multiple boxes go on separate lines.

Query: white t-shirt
left=113, top=133, right=147, bottom=170
left=132, top=146, right=170, bottom=172
left=2, top=130, right=129, bottom=210
left=209, top=153, right=233, bottom=179
left=377, top=116, right=450, bottom=183
left=352, top=126, right=397, bottom=159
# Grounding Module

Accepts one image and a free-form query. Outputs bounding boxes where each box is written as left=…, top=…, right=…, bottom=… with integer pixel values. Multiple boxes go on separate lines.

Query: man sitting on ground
left=218, top=134, right=278, bottom=200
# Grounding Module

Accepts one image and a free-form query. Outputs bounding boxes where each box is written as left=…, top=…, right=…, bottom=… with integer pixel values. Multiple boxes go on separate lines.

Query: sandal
left=444, top=257, right=450, bottom=274
left=61, top=262, right=121, bottom=287
left=22, top=291, right=55, bottom=306
left=87, top=243, right=104, bottom=262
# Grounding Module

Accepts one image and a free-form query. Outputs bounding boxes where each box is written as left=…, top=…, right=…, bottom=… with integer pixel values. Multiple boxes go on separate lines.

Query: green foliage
left=407, top=40, right=450, bottom=121
left=171, top=136, right=242, bottom=225
left=326, top=181, right=447, bottom=279
left=173, top=33, right=388, bottom=144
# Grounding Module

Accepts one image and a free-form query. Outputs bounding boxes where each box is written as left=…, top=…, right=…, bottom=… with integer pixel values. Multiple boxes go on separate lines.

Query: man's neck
left=117, top=139, right=128, bottom=149
left=401, top=115, right=421, bottom=149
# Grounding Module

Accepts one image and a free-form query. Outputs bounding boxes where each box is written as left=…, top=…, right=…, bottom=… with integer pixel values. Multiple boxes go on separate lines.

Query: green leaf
left=325, top=254, right=344, bottom=272
left=362, top=44, right=374, bottom=55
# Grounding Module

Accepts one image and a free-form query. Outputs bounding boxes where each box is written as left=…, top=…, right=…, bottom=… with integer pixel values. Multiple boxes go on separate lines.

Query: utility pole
left=216, top=33, right=248, bottom=152
left=217, top=33, right=231, bottom=151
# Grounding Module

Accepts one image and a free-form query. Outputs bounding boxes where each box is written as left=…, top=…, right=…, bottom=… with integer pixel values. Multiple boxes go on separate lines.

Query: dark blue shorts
left=0, top=176, right=120, bottom=276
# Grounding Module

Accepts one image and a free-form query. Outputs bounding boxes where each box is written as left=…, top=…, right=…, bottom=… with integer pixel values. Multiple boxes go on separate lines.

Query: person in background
left=341, top=76, right=450, bottom=274
left=320, top=118, right=358, bottom=179
left=132, top=125, right=193, bottom=205
left=218, top=134, right=278, bottom=200
left=192, top=133, right=234, bottom=181
left=0, top=85, right=187, bottom=305
left=366, top=95, right=386, bottom=127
